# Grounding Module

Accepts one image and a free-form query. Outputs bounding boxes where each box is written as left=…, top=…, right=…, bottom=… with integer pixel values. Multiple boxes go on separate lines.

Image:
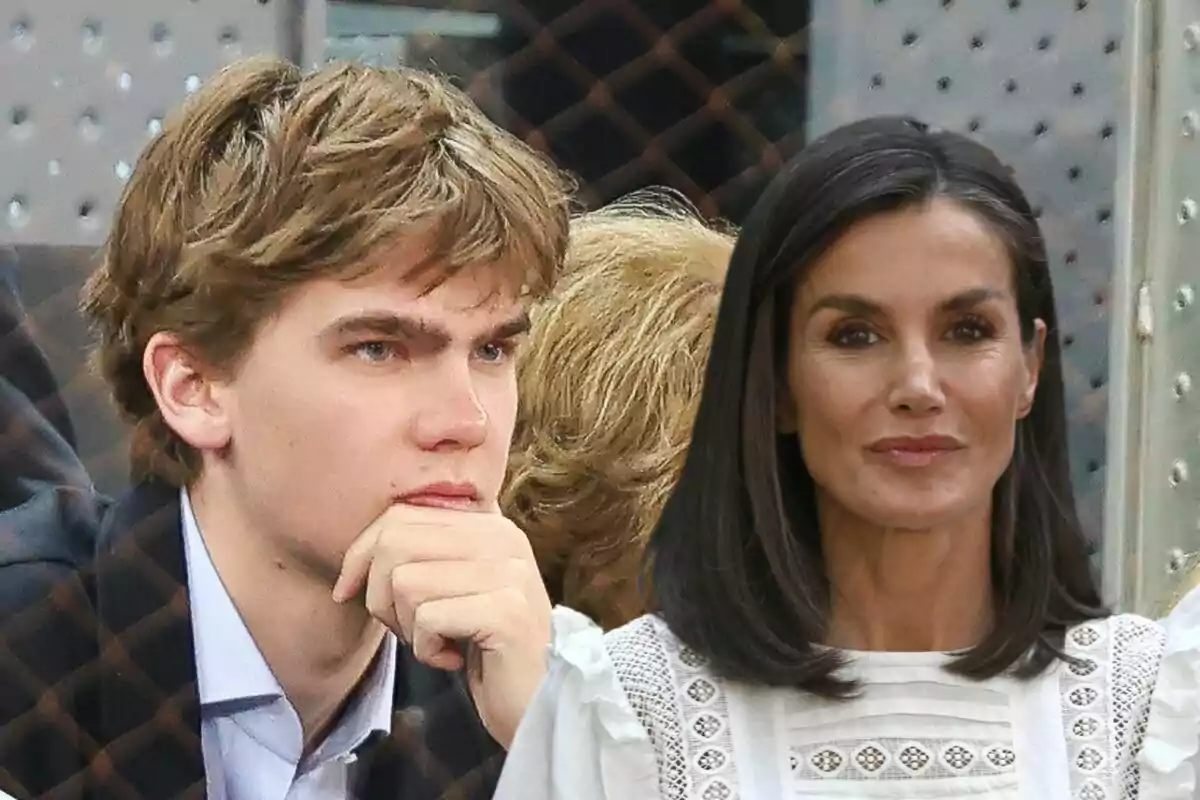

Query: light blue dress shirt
left=180, top=490, right=398, bottom=800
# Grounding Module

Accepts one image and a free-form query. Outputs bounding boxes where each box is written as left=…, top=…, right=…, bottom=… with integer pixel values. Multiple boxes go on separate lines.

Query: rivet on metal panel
left=9, top=105, right=31, bottom=140
left=6, top=197, right=29, bottom=229
left=1184, top=111, right=1200, bottom=137
left=1185, top=23, right=1200, bottom=51
left=1170, top=459, right=1191, bottom=487
left=1178, top=197, right=1198, bottom=224
left=1168, top=547, right=1188, bottom=573
left=82, top=20, right=102, bottom=55
left=1173, top=372, right=1193, bottom=400
left=153, top=22, right=172, bottom=57
left=78, top=109, right=101, bottom=142
left=1177, top=284, right=1196, bottom=310
left=10, top=17, right=33, bottom=52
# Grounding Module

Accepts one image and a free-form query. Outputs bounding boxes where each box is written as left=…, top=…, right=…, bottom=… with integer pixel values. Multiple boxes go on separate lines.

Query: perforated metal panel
left=1108, top=0, right=1200, bottom=614
left=808, top=0, right=1127, bottom=550
left=0, top=0, right=325, bottom=247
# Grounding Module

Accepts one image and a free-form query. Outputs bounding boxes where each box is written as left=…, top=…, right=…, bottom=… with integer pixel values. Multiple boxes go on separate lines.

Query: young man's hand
left=332, top=504, right=551, bottom=748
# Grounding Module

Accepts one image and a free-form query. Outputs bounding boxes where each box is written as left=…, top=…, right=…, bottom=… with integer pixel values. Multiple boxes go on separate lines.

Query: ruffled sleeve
left=1138, top=584, right=1200, bottom=799
left=493, top=606, right=660, bottom=800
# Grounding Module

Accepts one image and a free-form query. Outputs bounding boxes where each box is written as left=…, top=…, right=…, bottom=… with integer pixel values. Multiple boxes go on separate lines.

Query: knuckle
left=412, top=600, right=435, bottom=631
left=365, top=595, right=389, bottom=619
left=501, top=557, right=527, bottom=582
left=498, top=585, right=528, bottom=614
left=389, top=564, right=417, bottom=595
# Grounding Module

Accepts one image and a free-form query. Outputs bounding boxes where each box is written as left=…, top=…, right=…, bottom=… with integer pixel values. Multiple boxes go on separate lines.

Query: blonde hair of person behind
left=82, top=55, right=573, bottom=485
left=502, top=189, right=735, bottom=630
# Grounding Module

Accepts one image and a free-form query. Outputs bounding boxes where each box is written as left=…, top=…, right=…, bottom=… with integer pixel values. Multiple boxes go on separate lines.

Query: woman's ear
left=1016, top=319, right=1047, bottom=419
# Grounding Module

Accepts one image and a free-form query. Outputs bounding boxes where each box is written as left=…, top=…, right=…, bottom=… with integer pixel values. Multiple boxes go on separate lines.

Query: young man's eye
left=476, top=340, right=516, bottom=363
left=350, top=341, right=396, bottom=363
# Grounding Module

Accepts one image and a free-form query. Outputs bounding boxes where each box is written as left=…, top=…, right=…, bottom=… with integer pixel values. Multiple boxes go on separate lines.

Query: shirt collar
left=180, top=489, right=396, bottom=743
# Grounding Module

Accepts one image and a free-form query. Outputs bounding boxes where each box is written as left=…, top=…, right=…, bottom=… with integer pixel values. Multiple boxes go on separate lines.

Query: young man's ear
left=142, top=332, right=233, bottom=452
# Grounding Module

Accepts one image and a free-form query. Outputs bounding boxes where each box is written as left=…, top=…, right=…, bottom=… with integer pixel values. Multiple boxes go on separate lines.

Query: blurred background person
left=503, top=190, right=733, bottom=630
left=0, top=247, right=92, bottom=509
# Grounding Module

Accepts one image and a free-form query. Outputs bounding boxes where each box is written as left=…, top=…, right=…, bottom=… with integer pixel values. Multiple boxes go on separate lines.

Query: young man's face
left=208, top=238, right=527, bottom=582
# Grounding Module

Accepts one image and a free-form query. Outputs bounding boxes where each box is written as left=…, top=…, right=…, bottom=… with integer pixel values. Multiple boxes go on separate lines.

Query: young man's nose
left=413, top=378, right=489, bottom=450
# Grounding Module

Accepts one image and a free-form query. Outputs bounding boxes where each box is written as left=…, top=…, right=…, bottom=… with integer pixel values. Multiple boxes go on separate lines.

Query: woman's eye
left=950, top=317, right=996, bottom=342
left=830, top=326, right=880, bottom=348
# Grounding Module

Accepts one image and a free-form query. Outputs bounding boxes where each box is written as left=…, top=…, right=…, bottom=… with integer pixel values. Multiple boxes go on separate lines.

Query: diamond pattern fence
left=0, top=0, right=1149, bottom=796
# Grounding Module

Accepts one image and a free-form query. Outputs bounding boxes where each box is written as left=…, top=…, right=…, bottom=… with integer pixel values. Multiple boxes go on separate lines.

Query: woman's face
left=784, top=198, right=1045, bottom=531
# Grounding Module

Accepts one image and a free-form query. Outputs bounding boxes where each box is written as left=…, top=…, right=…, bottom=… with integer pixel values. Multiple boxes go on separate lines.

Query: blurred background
left=0, top=0, right=1196, bottom=614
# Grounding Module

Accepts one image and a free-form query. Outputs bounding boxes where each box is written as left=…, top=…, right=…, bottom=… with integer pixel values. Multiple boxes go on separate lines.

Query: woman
left=503, top=190, right=733, bottom=630
left=496, top=117, right=1200, bottom=799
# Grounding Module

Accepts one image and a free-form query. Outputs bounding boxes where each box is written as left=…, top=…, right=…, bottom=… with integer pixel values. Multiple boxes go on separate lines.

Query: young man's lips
left=400, top=494, right=477, bottom=510
left=396, top=483, right=480, bottom=510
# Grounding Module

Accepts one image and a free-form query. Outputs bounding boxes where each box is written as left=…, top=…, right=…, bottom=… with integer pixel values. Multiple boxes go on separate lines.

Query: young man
left=0, top=55, right=572, bottom=799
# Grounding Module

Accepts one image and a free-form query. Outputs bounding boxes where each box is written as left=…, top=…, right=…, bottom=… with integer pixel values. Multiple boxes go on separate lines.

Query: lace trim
left=1109, top=615, right=1165, bottom=798
left=1061, top=614, right=1165, bottom=800
left=791, top=738, right=1017, bottom=781
left=608, top=612, right=1166, bottom=800
left=607, top=616, right=741, bottom=800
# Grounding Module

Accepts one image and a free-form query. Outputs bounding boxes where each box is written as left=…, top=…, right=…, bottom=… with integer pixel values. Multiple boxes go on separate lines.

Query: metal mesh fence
left=0, top=0, right=1129, bottom=796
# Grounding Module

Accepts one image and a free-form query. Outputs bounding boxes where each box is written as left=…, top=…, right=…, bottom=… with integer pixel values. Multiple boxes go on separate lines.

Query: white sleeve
left=493, top=606, right=660, bottom=800
left=1138, top=584, right=1200, bottom=799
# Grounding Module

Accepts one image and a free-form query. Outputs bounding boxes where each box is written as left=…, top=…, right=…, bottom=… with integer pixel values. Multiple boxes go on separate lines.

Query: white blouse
left=496, top=588, right=1200, bottom=800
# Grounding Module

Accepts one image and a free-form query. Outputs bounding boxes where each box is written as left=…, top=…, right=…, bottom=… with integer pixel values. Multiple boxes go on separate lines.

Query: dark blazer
left=0, top=247, right=91, bottom=510
left=0, top=258, right=504, bottom=799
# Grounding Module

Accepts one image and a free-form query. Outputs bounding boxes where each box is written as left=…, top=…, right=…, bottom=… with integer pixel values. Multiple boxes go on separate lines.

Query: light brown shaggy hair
left=81, top=56, right=574, bottom=485
left=502, top=190, right=734, bottom=629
